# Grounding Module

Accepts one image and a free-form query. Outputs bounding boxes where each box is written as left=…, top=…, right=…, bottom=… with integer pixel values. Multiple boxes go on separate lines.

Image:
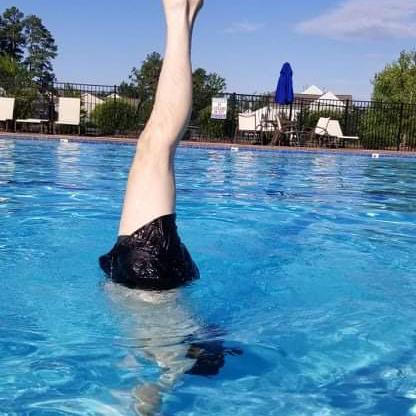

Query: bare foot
left=133, top=383, right=162, bottom=416
left=162, top=0, right=203, bottom=27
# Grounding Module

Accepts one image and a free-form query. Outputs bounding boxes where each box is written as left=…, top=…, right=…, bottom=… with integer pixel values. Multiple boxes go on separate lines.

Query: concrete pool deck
left=1, top=131, right=416, bottom=158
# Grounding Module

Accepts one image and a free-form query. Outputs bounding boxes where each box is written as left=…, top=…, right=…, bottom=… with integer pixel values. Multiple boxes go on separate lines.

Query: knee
left=134, top=133, right=175, bottom=168
left=138, top=130, right=175, bottom=157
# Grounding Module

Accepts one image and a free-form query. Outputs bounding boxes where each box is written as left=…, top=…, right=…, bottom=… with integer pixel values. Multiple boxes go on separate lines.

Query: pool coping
left=1, top=131, right=416, bottom=159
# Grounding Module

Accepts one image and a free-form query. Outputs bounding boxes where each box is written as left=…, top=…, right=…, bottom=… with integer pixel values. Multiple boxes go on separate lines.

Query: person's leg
left=119, top=0, right=203, bottom=236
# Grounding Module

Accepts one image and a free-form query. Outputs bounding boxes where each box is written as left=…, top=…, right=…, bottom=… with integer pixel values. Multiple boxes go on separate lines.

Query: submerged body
left=105, top=281, right=237, bottom=415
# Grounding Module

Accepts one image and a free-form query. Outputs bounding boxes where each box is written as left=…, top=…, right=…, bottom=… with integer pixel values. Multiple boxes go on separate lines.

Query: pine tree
left=0, top=7, right=25, bottom=60
left=23, top=15, right=57, bottom=83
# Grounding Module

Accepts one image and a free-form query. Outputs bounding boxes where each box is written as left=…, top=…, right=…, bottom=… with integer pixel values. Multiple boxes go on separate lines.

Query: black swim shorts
left=99, top=214, right=199, bottom=291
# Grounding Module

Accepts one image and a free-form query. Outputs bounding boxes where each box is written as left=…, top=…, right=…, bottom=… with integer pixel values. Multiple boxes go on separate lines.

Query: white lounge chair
left=0, top=97, right=15, bottom=131
left=238, top=111, right=260, bottom=133
left=327, top=119, right=359, bottom=147
left=310, top=117, right=331, bottom=146
left=315, top=117, right=331, bottom=136
left=54, top=97, right=81, bottom=134
left=16, top=117, right=50, bottom=133
left=236, top=111, right=260, bottom=143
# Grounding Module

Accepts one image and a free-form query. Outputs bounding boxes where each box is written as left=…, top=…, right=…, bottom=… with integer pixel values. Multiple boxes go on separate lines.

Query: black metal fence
left=1, top=81, right=416, bottom=151
left=198, top=93, right=416, bottom=151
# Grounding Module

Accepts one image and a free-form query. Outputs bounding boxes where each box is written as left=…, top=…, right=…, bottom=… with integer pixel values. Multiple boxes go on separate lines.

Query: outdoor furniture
left=255, top=105, right=297, bottom=144
left=0, top=97, right=15, bottom=131
left=236, top=111, right=262, bottom=143
left=54, top=97, right=81, bottom=134
left=326, top=119, right=360, bottom=147
left=294, top=117, right=330, bottom=147
left=16, top=118, right=49, bottom=133
left=300, top=118, right=359, bottom=148
left=242, top=105, right=299, bottom=146
left=269, top=119, right=300, bottom=146
left=236, top=105, right=278, bottom=139
left=313, top=117, right=332, bottom=146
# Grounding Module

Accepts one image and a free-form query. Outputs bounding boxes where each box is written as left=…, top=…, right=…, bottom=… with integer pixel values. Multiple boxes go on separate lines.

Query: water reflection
left=56, top=141, right=81, bottom=187
left=0, top=140, right=16, bottom=186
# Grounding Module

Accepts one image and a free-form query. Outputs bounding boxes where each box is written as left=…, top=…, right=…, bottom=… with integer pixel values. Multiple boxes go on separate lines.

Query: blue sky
left=5, top=0, right=416, bottom=99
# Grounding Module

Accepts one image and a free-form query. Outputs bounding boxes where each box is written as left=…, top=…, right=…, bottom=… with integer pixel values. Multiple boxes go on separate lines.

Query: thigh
left=118, top=146, right=176, bottom=236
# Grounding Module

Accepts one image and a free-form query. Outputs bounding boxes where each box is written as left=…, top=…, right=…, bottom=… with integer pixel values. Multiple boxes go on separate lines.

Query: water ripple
left=1, top=139, right=416, bottom=415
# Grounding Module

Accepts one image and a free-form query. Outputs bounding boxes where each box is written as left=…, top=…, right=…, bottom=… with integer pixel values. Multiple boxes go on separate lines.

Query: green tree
left=23, top=15, right=57, bottom=83
left=372, top=50, right=416, bottom=104
left=118, top=81, right=139, bottom=99
left=121, top=52, right=227, bottom=125
left=0, top=7, right=25, bottom=60
left=192, top=68, right=226, bottom=122
left=0, top=7, right=58, bottom=86
left=363, top=50, right=416, bottom=149
left=132, top=52, right=163, bottom=102
left=0, top=55, right=37, bottom=118
left=121, top=52, right=162, bottom=122
left=0, top=54, right=24, bottom=86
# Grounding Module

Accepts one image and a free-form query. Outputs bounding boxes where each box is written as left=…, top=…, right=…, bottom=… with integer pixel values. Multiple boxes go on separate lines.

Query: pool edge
left=1, top=132, right=416, bottom=159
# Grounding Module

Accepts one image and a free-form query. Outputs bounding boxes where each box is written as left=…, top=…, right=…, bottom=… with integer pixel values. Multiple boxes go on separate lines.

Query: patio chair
left=54, top=97, right=81, bottom=134
left=16, top=117, right=50, bottom=133
left=296, top=117, right=330, bottom=147
left=236, top=111, right=262, bottom=143
left=237, top=106, right=286, bottom=145
left=311, top=117, right=331, bottom=147
left=16, top=95, right=52, bottom=133
left=270, top=116, right=300, bottom=146
left=326, top=119, right=359, bottom=148
left=0, top=97, right=15, bottom=131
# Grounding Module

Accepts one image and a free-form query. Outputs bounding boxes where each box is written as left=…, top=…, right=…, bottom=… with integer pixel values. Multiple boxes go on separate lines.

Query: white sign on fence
left=211, top=97, right=228, bottom=120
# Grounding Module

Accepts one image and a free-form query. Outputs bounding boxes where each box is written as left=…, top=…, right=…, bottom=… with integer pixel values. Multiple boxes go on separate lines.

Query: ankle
left=164, top=0, right=188, bottom=15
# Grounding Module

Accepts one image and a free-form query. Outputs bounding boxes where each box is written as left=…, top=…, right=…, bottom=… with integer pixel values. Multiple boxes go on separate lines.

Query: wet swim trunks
left=99, top=214, right=199, bottom=290
left=186, top=340, right=243, bottom=377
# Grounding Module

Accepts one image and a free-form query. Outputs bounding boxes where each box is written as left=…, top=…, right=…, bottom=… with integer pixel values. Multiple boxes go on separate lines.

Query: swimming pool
left=1, top=138, right=416, bottom=415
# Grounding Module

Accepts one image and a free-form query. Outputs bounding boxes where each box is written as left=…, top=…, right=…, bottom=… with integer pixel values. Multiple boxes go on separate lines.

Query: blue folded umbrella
left=275, top=62, right=294, bottom=105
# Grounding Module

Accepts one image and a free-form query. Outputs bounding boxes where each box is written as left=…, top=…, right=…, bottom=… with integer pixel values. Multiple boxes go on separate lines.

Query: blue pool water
left=1, top=138, right=416, bottom=416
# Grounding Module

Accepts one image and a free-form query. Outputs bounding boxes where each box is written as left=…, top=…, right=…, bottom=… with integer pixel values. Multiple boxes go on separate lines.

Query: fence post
left=344, top=99, right=350, bottom=135
left=397, top=102, right=404, bottom=151
left=228, top=92, right=237, bottom=141
left=48, top=84, right=54, bottom=134
left=114, top=85, right=118, bottom=136
left=299, top=99, right=305, bottom=131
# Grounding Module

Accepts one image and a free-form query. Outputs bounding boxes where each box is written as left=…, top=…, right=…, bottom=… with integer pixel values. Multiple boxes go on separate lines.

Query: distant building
left=301, top=85, right=323, bottom=96
left=105, top=93, right=121, bottom=100
left=295, top=85, right=353, bottom=106
left=81, top=93, right=104, bottom=118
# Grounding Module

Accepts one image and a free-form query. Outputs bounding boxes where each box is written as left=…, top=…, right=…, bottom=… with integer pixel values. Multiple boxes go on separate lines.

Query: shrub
left=358, top=104, right=401, bottom=149
left=197, top=105, right=228, bottom=139
left=298, top=108, right=346, bottom=131
left=91, top=100, right=140, bottom=135
left=14, top=87, right=38, bottom=119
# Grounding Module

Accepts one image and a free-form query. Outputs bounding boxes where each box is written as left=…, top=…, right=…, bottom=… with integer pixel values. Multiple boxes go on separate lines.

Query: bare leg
left=119, top=0, right=203, bottom=236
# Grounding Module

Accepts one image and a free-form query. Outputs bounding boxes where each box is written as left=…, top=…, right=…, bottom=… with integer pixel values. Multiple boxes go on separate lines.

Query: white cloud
left=224, top=22, right=265, bottom=34
left=296, top=0, right=416, bottom=39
